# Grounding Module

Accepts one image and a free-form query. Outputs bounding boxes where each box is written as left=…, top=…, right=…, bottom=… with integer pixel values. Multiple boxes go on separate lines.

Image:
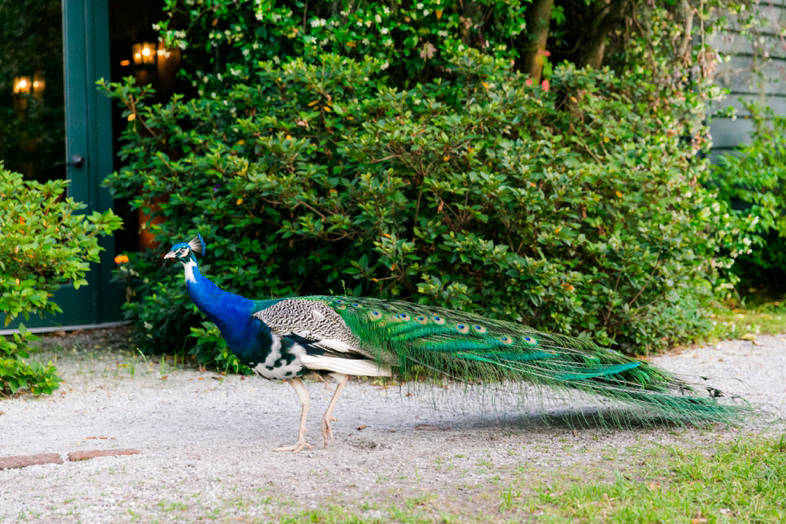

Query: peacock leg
left=273, top=377, right=313, bottom=453
left=321, top=373, right=349, bottom=448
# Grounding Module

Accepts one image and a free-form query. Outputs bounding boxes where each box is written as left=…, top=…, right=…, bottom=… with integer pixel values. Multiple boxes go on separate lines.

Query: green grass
left=529, top=435, right=786, bottom=522
left=157, top=500, right=188, bottom=512
left=708, top=297, right=786, bottom=341
left=192, top=436, right=786, bottom=522
left=278, top=505, right=379, bottom=524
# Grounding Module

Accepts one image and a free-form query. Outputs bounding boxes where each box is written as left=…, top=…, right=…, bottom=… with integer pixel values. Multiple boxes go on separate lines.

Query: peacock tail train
left=299, top=295, right=746, bottom=425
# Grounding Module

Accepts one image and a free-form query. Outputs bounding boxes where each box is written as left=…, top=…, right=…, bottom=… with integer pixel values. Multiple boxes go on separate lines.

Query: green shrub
left=0, top=165, right=122, bottom=394
left=712, top=104, right=786, bottom=291
left=157, top=0, right=526, bottom=91
left=100, top=2, right=749, bottom=364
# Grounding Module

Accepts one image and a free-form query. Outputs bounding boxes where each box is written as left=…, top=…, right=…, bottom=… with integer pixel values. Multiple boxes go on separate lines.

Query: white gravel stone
left=1, top=334, right=784, bottom=522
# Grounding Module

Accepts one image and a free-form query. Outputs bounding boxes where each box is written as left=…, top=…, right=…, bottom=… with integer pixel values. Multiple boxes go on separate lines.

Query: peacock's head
left=164, top=234, right=206, bottom=264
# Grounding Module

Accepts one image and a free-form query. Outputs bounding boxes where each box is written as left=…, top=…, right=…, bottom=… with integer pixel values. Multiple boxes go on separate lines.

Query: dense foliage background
left=713, top=104, right=786, bottom=292
left=102, top=0, right=761, bottom=366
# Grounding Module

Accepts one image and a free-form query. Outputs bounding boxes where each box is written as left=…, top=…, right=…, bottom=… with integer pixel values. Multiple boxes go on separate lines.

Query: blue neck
left=184, top=259, right=270, bottom=364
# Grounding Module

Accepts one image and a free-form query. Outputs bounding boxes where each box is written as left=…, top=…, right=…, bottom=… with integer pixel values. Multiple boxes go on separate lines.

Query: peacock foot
left=321, top=415, right=338, bottom=448
left=273, top=439, right=313, bottom=453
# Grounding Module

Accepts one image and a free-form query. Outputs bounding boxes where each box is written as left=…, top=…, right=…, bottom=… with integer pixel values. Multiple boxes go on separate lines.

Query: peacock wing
left=251, top=298, right=394, bottom=377
left=251, top=298, right=364, bottom=355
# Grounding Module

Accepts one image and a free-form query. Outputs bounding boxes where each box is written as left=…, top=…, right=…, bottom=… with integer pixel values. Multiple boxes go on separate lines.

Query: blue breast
left=186, top=266, right=273, bottom=366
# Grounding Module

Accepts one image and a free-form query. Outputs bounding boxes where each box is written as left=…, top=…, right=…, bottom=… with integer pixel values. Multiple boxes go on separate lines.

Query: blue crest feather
left=188, top=234, right=206, bottom=256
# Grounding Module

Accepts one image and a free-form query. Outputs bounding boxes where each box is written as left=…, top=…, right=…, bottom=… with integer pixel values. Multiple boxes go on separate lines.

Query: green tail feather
left=305, top=296, right=749, bottom=425
left=555, top=361, right=641, bottom=381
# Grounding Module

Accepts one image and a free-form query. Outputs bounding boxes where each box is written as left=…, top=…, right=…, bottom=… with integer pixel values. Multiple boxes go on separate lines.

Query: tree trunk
left=578, top=0, right=632, bottom=70
left=521, top=0, right=554, bottom=83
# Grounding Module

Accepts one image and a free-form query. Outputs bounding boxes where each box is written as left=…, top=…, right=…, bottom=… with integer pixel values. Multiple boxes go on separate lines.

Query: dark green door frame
left=62, top=0, right=122, bottom=326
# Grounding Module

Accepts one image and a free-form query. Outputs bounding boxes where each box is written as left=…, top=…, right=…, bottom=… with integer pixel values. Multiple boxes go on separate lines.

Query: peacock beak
left=164, top=251, right=176, bottom=260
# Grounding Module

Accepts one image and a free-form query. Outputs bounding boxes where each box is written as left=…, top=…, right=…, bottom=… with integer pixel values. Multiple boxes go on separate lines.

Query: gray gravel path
left=1, top=333, right=784, bottom=522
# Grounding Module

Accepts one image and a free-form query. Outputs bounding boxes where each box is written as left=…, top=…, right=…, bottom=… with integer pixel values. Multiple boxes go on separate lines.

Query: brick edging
left=0, top=453, right=63, bottom=470
left=67, top=449, right=140, bottom=461
left=0, top=449, right=140, bottom=470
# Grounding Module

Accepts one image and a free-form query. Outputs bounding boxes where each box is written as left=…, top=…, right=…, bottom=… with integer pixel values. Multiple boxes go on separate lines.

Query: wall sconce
left=132, top=42, right=156, bottom=66
left=32, top=72, right=45, bottom=98
left=13, top=76, right=31, bottom=95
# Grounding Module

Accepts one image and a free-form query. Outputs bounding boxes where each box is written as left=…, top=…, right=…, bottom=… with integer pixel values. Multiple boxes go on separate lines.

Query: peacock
left=166, top=234, right=744, bottom=452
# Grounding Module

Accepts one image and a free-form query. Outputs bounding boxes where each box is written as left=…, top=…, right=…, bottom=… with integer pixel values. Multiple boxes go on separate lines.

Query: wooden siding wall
left=710, top=0, right=786, bottom=157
